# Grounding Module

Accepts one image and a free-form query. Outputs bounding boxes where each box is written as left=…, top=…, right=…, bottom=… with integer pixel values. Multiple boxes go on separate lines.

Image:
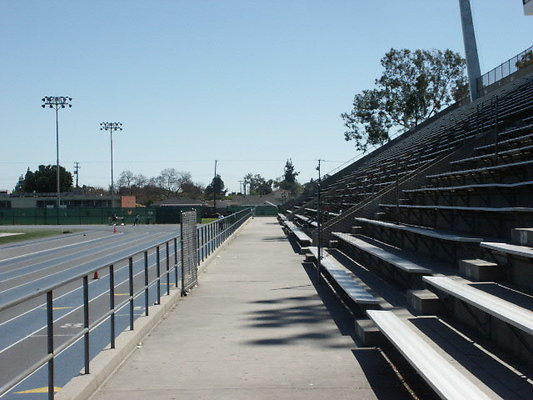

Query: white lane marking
left=60, top=323, right=83, bottom=329
left=0, top=232, right=149, bottom=279
left=31, top=334, right=76, bottom=338
left=0, top=243, right=176, bottom=329
left=0, top=232, right=171, bottom=292
left=0, top=234, right=117, bottom=263
left=0, top=254, right=176, bottom=355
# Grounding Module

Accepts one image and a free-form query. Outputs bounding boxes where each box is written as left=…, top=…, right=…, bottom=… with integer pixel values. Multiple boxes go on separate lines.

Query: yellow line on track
left=15, top=386, right=62, bottom=393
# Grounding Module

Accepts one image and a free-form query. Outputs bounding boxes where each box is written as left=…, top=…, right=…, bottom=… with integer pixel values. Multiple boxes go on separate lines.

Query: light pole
left=42, top=96, right=72, bottom=209
left=100, top=122, right=123, bottom=207
left=316, top=159, right=322, bottom=284
left=213, top=160, right=218, bottom=212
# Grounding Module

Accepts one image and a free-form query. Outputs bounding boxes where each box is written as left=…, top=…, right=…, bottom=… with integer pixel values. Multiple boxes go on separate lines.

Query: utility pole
left=316, top=159, right=323, bottom=284
left=459, top=0, right=482, bottom=101
left=213, top=160, right=218, bottom=212
left=41, top=96, right=72, bottom=209
left=239, top=180, right=244, bottom=196
left=73, top=161, right=80, bottom=188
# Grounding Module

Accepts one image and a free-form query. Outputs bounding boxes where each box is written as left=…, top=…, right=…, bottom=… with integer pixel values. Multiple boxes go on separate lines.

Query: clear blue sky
left=1, top=0, right=531, bottom=193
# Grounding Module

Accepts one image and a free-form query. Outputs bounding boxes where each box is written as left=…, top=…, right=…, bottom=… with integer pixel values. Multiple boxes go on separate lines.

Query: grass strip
left=0, top=229, right=76, bottom=245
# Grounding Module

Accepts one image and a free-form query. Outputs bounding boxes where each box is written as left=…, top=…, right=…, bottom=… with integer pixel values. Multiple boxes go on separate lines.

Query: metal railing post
left=128, top=257, right=134, bottom=330
left=46, top=291, right=54, bottom=400
left=83, top=275, right=90, bottom=374
left=156, top=246, right=161, bottom=304
left=173, top=238, right=178, bottom=288
left=109, top=264, right=116, bottom=348
left=166, top=242, right=170, bottom=295
left=144, top=251, right=149, bottom=316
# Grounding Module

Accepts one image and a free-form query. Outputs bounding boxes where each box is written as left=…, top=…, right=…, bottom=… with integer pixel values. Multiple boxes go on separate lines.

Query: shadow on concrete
left=243, top=290, right=347, bottom=348
left=352, top=348, right=416, bottom=400
left=241, top=258, right=361, bottom=348
left=410, top=316, right=533, bottom=399
left=301, top=261, right=358, bottom=339
left=262, top=235, right=289, bottom=242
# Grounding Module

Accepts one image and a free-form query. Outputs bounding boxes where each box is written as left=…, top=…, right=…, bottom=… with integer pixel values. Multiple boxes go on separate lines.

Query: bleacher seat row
left=279, top=74, right=533, bottom=399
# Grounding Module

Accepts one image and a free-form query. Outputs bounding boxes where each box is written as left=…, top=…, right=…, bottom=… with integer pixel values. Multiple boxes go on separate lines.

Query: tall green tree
left=243, top=173, right=273, bottom=196
left=342, top=48, right=467, bottom=152
left=205, top=174, right=226, bottom=199
left=20, top=165, right=73, bottom=193
left=278, top=159, right=300, bottom=194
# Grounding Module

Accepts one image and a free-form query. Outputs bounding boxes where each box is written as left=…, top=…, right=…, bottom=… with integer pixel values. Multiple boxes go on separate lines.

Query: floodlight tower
left=41, top=96, right=72, bottom=209
left=459, top=0, right=482, bottom=101
left=100, top=122, right=123, bottom=206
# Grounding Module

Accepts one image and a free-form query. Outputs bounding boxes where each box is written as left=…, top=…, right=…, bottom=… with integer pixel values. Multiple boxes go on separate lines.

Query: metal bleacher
left=280, top=74, right=533, bottom=399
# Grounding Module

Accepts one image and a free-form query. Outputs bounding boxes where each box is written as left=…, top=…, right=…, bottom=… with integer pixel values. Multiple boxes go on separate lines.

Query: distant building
left=0, top=192, right=136, bottom=209
left=154, top=197, right=205, bottom=207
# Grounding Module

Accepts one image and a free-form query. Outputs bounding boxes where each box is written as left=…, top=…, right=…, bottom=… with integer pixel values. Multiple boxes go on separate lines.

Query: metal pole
left=83, top=275, right=90, bottom=374
left=156, top=246, right=161, bottom=304
left=109, top=264, right=116, bottom=348
left=42, top=97, right=72, bottom=210
left=213, top=160, right=218, bottom=212
left=459, top=0, right=482, bottom=101
left=166, top=242, right=170, bottom=295
left=174, top=238, right=178, bottom=288
left=180, top=213, right=186, bottom=295
left=317, top=159, right=322, bottom=284
left=46, top=291, right=54, bottom=400
left=110, top=130, right=114, bottom=204
left=144, top=251, right=149, bottom=316
left=100, top=122, right=123, bottom=208
left=55, top=107, right=60, bottom=209
left=128, top=257, right=134, bottom=330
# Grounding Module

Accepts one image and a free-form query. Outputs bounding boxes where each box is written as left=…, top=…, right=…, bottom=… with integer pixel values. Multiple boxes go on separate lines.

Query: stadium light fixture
left=100, top=122, right=123, bottom=207
left=41, top=96, right=73, bottom=209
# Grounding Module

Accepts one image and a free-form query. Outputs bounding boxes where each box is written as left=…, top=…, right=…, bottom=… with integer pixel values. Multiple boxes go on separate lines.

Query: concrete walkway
left=90, top=217, right=378, bottom=400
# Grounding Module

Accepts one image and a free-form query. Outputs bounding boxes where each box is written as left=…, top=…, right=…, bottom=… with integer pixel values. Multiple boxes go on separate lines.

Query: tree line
left=13, top=159, right=303, bottom=206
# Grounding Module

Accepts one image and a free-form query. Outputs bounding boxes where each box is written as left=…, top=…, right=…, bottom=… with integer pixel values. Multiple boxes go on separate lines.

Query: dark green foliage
left=205, top=174, right=227, bottom=199
left=342, top=48, right=467, bottom=152
left=278, top=159, right=301, bottom=194
left=243, top=173, right=273, bottom=196
left=516, top=51, right=533, bottom=70
left=20, top=165, right=73, bottom=193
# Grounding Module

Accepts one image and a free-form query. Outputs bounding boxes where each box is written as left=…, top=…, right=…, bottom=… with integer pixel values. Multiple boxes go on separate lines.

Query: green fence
left=155, top=206, right=204, bottom=224
left=0, top=208, right=157, bottom=225
left=0, top=205, right=271, bottom=225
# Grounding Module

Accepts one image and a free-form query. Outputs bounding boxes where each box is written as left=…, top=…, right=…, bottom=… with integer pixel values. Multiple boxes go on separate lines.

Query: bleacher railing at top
left=478, top=46, right=533, bottom=90
left=325, top=47, right=533, bottom=185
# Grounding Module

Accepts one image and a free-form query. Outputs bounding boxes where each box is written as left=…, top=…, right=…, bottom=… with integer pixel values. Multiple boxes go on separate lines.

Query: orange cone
left=93, top=270, right=99, bottom=279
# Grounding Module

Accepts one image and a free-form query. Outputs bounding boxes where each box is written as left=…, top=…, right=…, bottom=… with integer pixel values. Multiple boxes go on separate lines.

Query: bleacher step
left=354, top=318, right=382, bottom=346
left=459, top=259, right=502, bottom=281
left=332, top=232, right=433, bottom=274
left=351, top=225, right=362, bottom=234
left=511, top=228, right=533, bottom=246
left=407, top=289, right=442, bottom=315
left=307, top=247, right=380, bottom=307
left=423, top=276, right=533, bottom=336
left=367, top=310, right=493, bottom=400
left=481, top=241, right=533, bottom=259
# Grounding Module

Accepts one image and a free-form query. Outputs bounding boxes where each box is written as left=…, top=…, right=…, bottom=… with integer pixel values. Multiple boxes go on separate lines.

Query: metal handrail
left=478, top=45, right=533, bottom=89
left=0, top=208, right=253, bottom=399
